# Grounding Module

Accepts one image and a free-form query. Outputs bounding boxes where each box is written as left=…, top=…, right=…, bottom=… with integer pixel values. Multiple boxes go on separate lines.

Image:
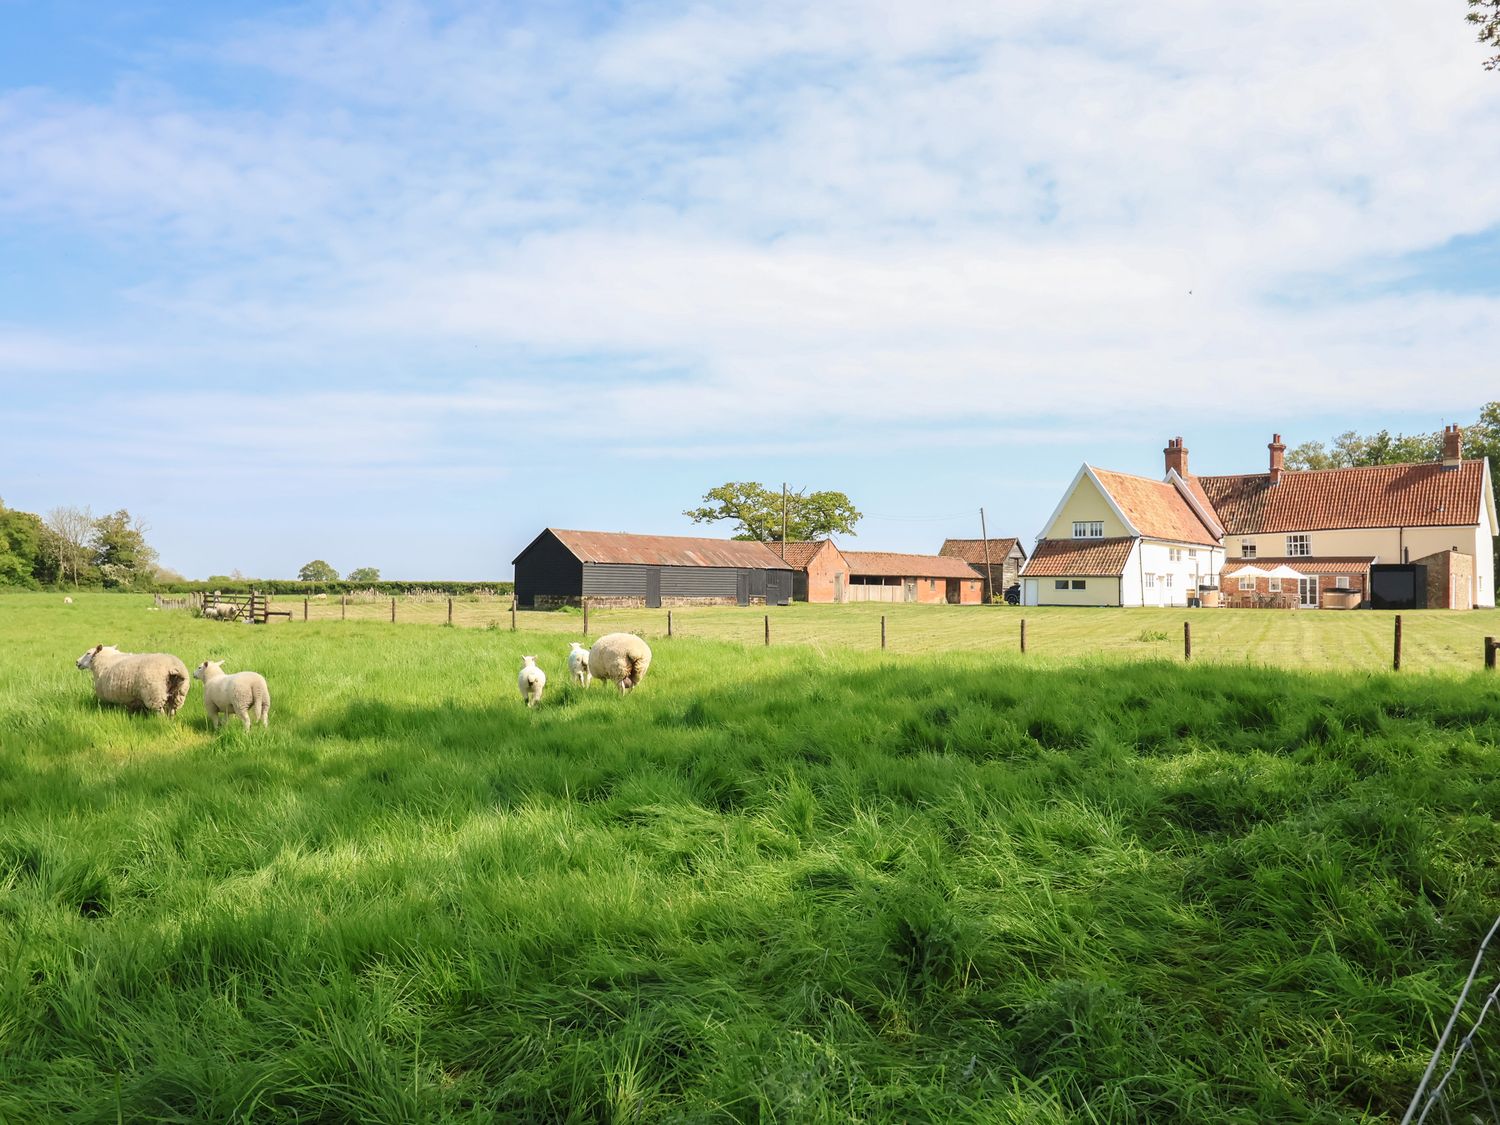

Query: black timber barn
left=513, top=529, right=795, bottom=609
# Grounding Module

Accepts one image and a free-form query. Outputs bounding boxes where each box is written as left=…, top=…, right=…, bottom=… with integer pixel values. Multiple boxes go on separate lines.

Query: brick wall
left=803, top=546, right=850, bottom=603
left=1415, top=549, right=1475, bottom=609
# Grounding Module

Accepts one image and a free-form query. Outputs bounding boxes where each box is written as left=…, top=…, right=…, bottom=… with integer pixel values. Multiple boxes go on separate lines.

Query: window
left=1238, top=576, right=1255, bottom=591
left=1189, top=549, right=1197, bottom=558
left=1071, top=579, right=1086, bottom=590
left=1165, top=574, right=1174, bottom=588
left=1268, top=578, right=1281, bottom=593
left=1335, top=576, right=1349, bottom=590
left=1055, top=579, right=1069, bottom=590
left=1168, top=547, right=1182, bottom=562
left=1145, top=573, right=1156, bottom=588
left=1287, top=534, right=1311, bottom=557
left=928, top=579, right=936, bottom=591
left=1073, top=521, right=1104, bottom=539
left=1241, top=541, right=1257, bottom=559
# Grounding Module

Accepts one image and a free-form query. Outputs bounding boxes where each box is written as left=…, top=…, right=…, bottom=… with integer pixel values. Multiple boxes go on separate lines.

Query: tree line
left=0, top=501, right=169, bottom=590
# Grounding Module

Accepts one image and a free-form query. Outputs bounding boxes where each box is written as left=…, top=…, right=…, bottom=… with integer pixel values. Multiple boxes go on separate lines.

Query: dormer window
left=1287, top=534, right=1311, bottom=557
left=1073, top=521, right=1104, bottom=539
left=1240, top=540, right=1257, bottom=559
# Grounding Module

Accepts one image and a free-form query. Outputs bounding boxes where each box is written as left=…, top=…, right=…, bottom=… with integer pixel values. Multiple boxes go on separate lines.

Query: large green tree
left=0, top=500, right=49, bottom=587
left=90, top=509, right=159, bottom=589
left=346, top=567, right=381, bottom=583
left=685, top=483, right=862, bottom=543
left=298, top=559, right=339, bottom=582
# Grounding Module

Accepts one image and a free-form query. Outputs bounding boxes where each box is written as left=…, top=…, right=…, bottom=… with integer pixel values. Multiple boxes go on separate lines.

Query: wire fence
left=1403, top=914, right=1500, bottom=1124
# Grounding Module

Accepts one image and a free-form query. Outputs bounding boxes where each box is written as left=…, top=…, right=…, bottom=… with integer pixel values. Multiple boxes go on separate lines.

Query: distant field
left=2, top=593, right=1499, bottom=1120
left=198, top=589, right=1500, bottom=675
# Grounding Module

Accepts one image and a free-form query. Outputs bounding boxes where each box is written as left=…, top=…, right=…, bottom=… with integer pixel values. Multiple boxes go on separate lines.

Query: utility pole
left=979, top=507, right=995, bottom=603
left=781, top=482, right=788, bottom=558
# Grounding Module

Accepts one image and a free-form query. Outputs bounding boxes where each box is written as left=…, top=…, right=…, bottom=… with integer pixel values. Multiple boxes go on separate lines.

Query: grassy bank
left=1, top=594, right=1498, bottom=1120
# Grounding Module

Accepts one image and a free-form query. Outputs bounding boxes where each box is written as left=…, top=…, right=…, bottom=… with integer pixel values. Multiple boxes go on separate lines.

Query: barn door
left=903, top=580, right=916, bottom=603
left=645, top=568, right=662, bottom=608
left=736, top=571, right=750, bottom=606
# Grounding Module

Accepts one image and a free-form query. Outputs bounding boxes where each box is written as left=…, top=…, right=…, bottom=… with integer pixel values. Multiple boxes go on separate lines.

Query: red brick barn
left=840, top=552, right=985, bottom=604
left=776, top=541, right=852, bottom=603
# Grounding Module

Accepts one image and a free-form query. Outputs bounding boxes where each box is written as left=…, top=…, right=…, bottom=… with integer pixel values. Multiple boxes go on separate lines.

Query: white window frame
left=1287, top=534, right=1311, bottom=557
left=1268, top=578, right=1281, bottom=593
left=1164, top=574, right=1173, bottom=588
left=1238, top=576, right=1255, bottom=591
left=1241, top=540, right=1257, bottom=559
left=1073, top=521, right=1104, bottom=539
left=1071, top=579, right=1086, bottom=590
left=1335, top=575, right=1349, bottom=590
left=1054, top=579, right=1069, bottom=590
left=1145, top=573, right=1155, bottom=588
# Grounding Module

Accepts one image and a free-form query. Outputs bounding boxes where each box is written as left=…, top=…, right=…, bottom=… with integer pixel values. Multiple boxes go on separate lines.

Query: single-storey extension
left=775, top=540, right=852, bottom=603
left=840, top=551, right=985, bottom=604
left=513, top=528, right=793, bottom=609
left=939, top=538, right=1027, bottom=602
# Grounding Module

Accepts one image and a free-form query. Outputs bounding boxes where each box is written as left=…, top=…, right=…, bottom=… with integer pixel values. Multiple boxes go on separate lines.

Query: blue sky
left=1, top=0, right=1497, bottom=579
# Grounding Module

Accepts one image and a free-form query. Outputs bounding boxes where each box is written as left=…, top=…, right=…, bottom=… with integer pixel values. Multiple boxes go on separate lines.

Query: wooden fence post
left=341, top=595, right=346, bottom=620
left=1020, top=618, right=1027, bottom=654
left=390, top=597, right=396, bottom=623
left=1393, top=614, right=1402, bottom=672
left=447, top=597, right=453, bottom=625
left=1184, top=621, right=1191, bottom=661
left=303, top=597, right=308, bottom=622
left=583, top=600, right=589, bottom=635
left=764, top=614, right=770, bottom=646
left=510, top=601, right=517, bottom=631
left=667, top=610, right=673, bottom=637
left=881, top=614, right=887, bottom=650
left=1486, top=636, right=1496, bottom=671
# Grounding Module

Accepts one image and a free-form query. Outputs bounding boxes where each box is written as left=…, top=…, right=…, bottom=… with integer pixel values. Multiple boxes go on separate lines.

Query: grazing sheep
left=588, top=633, right=652, bottom=694
left=63, top=596, right=73, bottom=605
left=192, top=660, right=271, bottom=730
left=567, top=642, right=592, bottom=688
left=518, top=656, right=546, bottom=708
left=75, top=645, right=190, bottom=716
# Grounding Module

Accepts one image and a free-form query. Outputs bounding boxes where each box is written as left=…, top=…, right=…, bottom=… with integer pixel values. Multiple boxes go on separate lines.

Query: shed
left=513, top=529, right=794, bottom=609
left=776, top=541, right=852, bottom=603
left=939, top=538, right=1027, bottom=602
left=840, top=551, right=985, bottom=604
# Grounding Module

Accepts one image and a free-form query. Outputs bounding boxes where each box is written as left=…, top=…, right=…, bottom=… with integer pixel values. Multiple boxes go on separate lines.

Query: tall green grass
left=1, top=593, right=1497, bottom=1121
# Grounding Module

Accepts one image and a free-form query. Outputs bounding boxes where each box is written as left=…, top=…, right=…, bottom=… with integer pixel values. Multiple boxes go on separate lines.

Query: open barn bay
left=2, top=594, right=1499, bottom=1121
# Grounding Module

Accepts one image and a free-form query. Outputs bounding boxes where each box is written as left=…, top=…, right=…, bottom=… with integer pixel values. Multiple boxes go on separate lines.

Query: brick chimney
left=1164, top=436, right=1189, bottom=478
left=1442, top=424, right=1463, bottom=469
left=1268, top=434, right=1286, bottom=485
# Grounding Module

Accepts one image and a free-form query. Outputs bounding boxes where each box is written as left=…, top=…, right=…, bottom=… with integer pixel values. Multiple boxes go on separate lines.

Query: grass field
left=3, top=592, right=1500, bottom=1121
left=257, top=591, right=1499, bottom=675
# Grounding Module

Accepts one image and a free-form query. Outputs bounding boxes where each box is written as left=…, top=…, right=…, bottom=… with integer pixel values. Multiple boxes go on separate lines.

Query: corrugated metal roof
left=1199, top=461, right=1487, bottom=534
left=939, top=538, right=1025, bottom=564
left=544, top=529, right=792, bottom=569
left=1021, top=537, right=1135, bottom=576
left=842, top=551, right=984, bottom=579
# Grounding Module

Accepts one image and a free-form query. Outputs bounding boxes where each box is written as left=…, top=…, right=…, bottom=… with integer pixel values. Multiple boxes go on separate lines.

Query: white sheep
left=567, top=642, right=592, bottom=688
left=63, top=596, right=73, bottom=605
left=192, top=660, right=271, bottom=730
left=518, top=655, right=546, bottom=707
left=588, top=633, right=652, bottom=694
left=75, top=645, right=190, bottom=716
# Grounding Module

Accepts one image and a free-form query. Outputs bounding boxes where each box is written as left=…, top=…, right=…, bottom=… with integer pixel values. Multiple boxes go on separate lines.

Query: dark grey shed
left=513, top=528, right=794, bottom=609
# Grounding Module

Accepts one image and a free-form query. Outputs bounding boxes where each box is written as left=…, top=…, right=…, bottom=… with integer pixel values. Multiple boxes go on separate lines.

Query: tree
left=1471, top=0, right=1500, bottom=70
left=298, top=559, right=338, bottom=582
left=44, top=505, right=95, bottom=587
left=90, top=509, right=159, bottom=589
left=0, top=500, right=48, bottom=587
left=346, top=567, right=381, bottom=583
left=684, top=482, right=862, bottom=542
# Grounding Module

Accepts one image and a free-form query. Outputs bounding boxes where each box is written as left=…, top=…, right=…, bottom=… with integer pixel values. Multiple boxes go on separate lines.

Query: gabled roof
left=842, top=551, right=983, bottom=579
left=1021, top=537, right=1135, bottom=577
left=1199, top=461, right=1489, bottom=534
left=776, top=540, right=846, bottom=570
left=523, top=529, right=792, bottom=569
left=939, top=538, right=1026, bottom=564
left=1090, top=468, right=1221, bottom=546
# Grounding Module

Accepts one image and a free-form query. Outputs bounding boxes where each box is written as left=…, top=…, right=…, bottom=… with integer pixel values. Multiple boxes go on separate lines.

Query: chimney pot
left=1268, top=434, right=1287, bottom=485
left=1442, top=424, right=1463, bottom=468
left=1164, top=436, right=1189, bottom=478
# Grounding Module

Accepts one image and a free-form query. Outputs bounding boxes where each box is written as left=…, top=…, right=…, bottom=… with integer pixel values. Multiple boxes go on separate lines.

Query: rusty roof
left=1222, top=556, right=1374, bottom=576
left=1198, top=461, right=1488, bottom=534
left=939, top=538, right=1025, bottom=564
left=1021, top=537, right=1135, bottom=576
left=841, top=551, right=984, bottom=579
left=1091, top=468, right=1221, bottom=546
left=774, top=540, right=847, bottom=570
left=535, top=529, right=792, bottom=569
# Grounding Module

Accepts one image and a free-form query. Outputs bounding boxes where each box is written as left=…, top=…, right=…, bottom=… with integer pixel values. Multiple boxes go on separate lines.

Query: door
left=945, top=579, right=961, bottom=604
left=645, top=568, right=661, bottom=609
left=1298, top=576, right=1319, bottom=608
left=903, top=579, right=917, bottom=603
left=834, top=573, right=844, bottom=604
left=736, top=571, right=749, bottom=606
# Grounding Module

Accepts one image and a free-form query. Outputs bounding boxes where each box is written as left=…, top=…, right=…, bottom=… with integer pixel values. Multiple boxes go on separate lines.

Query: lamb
left=587, top=633, right=652, bottom=694
left=518, top=656, right=546, bottom=707
left=192, top=660, right=271, bottom=730
left=75, top=645, right=190, bottom=716
left=567, top=642, right=592, bottom=688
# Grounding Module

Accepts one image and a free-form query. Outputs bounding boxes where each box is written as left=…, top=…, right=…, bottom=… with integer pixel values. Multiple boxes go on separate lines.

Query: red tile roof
left=1021, top=537, right=1135, bottom=577
left=775, top=541, right=844, bottom=570
left=1091, top=468, right=1220, bottom=546
left=1198, top=461, right=1488, bottom=533
left=542, top=529, right=792, bottom=569
left=1222, top=556, right=1374, bottom=576
left=842, top=551, right=983, bottom=579
left=939, top=538, right=1025, bottom=564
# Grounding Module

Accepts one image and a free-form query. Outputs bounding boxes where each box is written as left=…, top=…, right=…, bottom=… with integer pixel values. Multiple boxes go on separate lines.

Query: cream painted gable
left=1040, top=465, right=1138, bottom=540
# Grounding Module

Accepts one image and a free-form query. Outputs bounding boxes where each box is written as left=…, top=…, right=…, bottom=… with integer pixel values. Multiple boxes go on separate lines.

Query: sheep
left=518, top=656, right=546, bottom=707
left=192, top=660, right=271, bottom=730
left=567, top=642, right=592, bottom=688
left=63, top=596, right=73, bottom=605
left=587, top=633, right=652, bottom=694
left=75, top=645, right=190, bottom=716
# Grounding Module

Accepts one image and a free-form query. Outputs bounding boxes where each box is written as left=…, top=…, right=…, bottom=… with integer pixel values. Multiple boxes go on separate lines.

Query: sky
left=1, top=0, right=1497, bottom=580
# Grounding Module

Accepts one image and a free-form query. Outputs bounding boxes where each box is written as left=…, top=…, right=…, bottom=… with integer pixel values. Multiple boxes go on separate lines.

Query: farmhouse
left=939, top=538, right=1027, bottom=602
left=513, top=529, right=794, bottom=609
left=1021, top=429, right=1497, bottom=608
left=840, top=551, right=985, bottom=604
left=776, top=540, right=852, bottom=603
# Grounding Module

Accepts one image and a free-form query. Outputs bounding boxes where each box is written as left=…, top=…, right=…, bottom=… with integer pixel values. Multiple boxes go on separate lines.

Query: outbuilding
left=840, top=551, right=985, bottom=604
left=513, top=528, right=794, bottom=609
left=939, top=538, right=1027, bottom=602
left=776, top=540, right=852, bottom=603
